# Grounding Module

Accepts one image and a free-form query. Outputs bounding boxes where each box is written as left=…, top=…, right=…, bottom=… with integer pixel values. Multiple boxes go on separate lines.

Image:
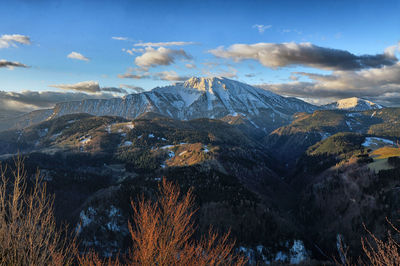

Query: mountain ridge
left=1, top=77, right=319, bottom=132
left=323, top=97, right=383, bottom=111
left=0, top=77, right=386, bottom=132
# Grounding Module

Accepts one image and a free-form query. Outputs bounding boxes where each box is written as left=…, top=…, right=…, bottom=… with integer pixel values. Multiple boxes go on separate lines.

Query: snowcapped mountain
left=1, top=77, right=319, bottom=132
left=51, top=77, right=317, bottom=119
left=323, top=97, right=383, bottom=111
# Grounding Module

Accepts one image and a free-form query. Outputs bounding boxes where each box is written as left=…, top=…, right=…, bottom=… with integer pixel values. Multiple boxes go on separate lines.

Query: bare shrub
left=128, top=178, right=246, bottom=265
left=0, top=156, right=75, bottom=265
left=361, top=219, right=400, bottom=266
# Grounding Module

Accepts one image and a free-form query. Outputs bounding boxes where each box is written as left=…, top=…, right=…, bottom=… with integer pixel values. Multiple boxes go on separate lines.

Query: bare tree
left=0, top=156, right=75, bottom=265
left=128, top=178, right=247, bottom=266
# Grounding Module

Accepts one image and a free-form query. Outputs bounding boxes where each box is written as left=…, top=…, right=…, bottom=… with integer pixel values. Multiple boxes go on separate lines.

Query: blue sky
left=0, top=0, right=399, bottom=109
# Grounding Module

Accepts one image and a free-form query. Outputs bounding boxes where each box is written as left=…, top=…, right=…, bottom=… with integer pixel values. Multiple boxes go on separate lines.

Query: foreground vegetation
left=0, top=157, right=245, bottom=265
left=1, top=150, right=400, bottom=264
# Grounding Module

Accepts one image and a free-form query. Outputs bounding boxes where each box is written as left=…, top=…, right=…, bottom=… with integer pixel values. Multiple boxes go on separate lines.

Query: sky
left=0, top=0, right=400, bottom=111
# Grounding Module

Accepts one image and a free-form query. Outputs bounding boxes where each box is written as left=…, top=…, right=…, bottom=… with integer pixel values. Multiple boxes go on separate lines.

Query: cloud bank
left=258, top=61, right=400, bottom=106
left=49, top=81, right=126, bottom=94
left=0, top=90, right=119, bottom=112
left=209, top=42, right=397, bottom=71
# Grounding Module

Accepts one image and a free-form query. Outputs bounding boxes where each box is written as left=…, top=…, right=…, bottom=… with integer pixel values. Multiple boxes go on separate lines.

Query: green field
left=368, top=158, right=395, bottom=172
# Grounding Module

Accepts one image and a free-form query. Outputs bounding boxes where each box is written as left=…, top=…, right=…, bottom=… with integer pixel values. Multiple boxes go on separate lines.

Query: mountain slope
left=0, top=113, right=302, bottom=259
left=264, top=108, right=400, bottom=170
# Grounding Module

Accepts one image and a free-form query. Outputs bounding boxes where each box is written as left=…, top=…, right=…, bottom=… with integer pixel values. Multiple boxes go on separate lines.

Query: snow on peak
left=18, top=76, right=318, bottom=131
left=325, top=97, right=383, bottom=111
left=337, top=97, right=361, bottom=109
left=183, top=77, right=229, bottom=92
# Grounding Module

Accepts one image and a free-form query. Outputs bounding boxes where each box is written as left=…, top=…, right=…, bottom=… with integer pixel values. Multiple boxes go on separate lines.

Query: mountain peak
left=183, top=76, right=231, bottom=92
left=324, top=97, right=383, bottom=111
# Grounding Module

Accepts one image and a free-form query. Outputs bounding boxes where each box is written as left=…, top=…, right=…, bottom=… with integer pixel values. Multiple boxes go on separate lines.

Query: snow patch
left=362, top=137, right=394, bottom=148
left=79, top=207, right=96, bottom=228
left=178, top=151, right=187, bottom=156
left=105, top=125, right=112, bottom=133
left=161, top=145, right=174, bottom=150
left=80, top=136, right=91, bottom=145
left=50, top=132, right=62, bottom=140
left=239, top=240, right=309, bottom=265
left=122, top=141, right=133, bottom=147
left=290, top=240, right=308, bottom=264
left=106, top=206, right=122, bottom=232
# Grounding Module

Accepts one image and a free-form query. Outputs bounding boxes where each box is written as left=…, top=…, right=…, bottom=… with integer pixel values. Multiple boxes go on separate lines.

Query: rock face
left=2, top=77, right=318, bottom=132
left=323, top=97, right=383, bottom=111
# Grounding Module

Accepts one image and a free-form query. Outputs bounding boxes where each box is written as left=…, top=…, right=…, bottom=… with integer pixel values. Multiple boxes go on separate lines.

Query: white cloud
left=0, top=34, right=31, bottom=48
left=134, top=47, right=191, bottom=69
left=384, top=41, right=400, bottom=58
left=67, top=52, right=90, bottom=61
left=252, top=24, right=272, bottom=33
left=209, top=42, right=397, bottom=71
left=122, top=47, right=145, bottom=55
left=112, top=36, right=129, bottom=41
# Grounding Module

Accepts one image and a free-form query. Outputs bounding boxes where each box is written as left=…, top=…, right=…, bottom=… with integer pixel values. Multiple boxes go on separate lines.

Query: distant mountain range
left=0, top=77, right=384, bottom=132
left=323, top=97, right=383, bottom=111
